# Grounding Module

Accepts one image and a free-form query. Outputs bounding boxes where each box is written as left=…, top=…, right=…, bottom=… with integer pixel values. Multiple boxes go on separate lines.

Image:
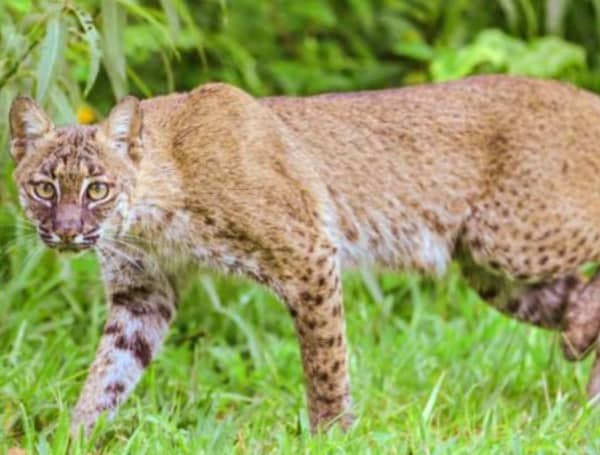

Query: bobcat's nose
left=56, top=228, right=78, bottom=243
left=53, top=203, right=82, bottom=245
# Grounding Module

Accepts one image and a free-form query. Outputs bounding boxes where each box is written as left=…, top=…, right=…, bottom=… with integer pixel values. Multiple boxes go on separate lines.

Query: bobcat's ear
left=9, top=96, right=54, bottom=163
left=102, top=96, right=143, bottom=163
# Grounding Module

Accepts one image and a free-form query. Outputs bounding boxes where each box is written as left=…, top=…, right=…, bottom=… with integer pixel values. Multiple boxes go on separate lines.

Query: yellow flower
left=76, top=105, right=96, bottom=124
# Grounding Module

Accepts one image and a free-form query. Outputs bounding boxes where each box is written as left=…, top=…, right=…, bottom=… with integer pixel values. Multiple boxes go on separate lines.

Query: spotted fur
left=9, top=75, right=600, bottom=436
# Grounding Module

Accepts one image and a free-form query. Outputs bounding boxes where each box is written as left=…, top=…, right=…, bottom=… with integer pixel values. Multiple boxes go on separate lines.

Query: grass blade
left=422, top=372, right=446, bottom=425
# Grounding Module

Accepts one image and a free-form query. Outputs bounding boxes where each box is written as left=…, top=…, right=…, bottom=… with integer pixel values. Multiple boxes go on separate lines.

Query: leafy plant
left=430, top=28, right=586, bottom=81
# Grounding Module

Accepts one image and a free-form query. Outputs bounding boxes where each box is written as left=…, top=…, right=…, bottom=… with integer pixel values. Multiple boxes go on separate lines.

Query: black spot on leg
left=314, top=295, right=324, bottom=306
left=114, top=332, right=152, bottom=367
left=479, top=288, right=499, bottom=301
left=316, top=394, right=337, bottom=405
left=115, top=335, right=128, bottom=350
left=111, top=285, right=153, bottom=307
left=157, top=303, right=173, bottom=321
left=300, top=291, right=312, bottom=301
left=105, top=382, right=126, bottom=394
left=564, top=275, right=579, bottom=289
left=112, top=286, right=173, bottom=320
left=568, top=256, right=578, bottom=265
left=316, top=256, right=328, bottom=266
left=104, top=322, right=121, bottom=335
left=331, top=361, right=341, bottom=373
left=331, top=305, right=341, bottom=317
left=506, top=298, right=520, bottom=313
left=132, top=332, right=152, bottom=367
left=111, top=291, right=131, bottom=307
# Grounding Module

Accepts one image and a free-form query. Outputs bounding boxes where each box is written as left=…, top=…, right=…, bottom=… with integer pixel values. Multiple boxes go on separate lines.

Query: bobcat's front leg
left=274, top=242, right=353, bottom=432
left=71, top=250, right=176, bottom=436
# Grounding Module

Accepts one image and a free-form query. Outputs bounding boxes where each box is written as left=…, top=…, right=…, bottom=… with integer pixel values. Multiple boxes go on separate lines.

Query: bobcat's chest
left=123, top=203, right=262, bottom=278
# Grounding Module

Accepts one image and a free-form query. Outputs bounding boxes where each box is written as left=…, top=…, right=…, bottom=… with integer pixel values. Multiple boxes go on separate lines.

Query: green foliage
left=4, top=0, right=600, bottom=451
left=431, top=29, right=586, bottom=81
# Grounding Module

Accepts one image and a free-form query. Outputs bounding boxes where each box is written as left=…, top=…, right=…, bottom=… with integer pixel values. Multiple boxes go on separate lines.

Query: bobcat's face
left=9, top=96, right=142, bottom=252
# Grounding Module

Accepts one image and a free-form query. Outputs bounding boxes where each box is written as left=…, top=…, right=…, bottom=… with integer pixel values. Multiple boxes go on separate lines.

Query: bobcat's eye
left=33, top=182, right=56, bottom=200
left=86, top=182, right=110, bottom=201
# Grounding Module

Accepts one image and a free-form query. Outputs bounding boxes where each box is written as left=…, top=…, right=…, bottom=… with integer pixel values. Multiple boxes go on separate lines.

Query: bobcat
left=9, top=75, right=600, bottom=435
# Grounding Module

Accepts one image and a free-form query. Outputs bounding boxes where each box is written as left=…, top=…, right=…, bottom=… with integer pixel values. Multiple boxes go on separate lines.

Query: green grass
left=2, top=220, right=600, bottom=453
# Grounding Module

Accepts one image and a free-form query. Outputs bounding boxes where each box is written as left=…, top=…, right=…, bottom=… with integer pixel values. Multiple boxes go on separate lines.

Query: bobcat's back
left=259, top=76, right=600, bottom=277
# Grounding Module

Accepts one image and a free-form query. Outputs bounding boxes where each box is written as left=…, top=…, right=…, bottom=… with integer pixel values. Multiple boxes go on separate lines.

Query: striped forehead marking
left=39, top=126, right=105, bottom=178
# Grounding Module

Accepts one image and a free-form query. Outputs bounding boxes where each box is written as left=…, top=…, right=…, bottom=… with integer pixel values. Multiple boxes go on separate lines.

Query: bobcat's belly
left=322, top=199, right=455, bottom=275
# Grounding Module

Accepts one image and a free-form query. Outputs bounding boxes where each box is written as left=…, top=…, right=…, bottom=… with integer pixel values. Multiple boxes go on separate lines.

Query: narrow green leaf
left=35, top=14, right=64, bottom=104
left=49, top=86, right=76, bottom=126
left=125, top=66, right=152, bottom=98
left=171, top=0, right=206, bottom=63
left=422, top=372, right=446, bottom=425
left=159, top=0, right=180, bottom=40
left=116, top=0, right=173, bottom=50
left=160, top=50, right=174, bottom=93
left=518, top=0, right=539, bottom=37
left=392, top=42, right=435, bottom=62
left=545, top=0, right=569, bottom=35
left=497, top=0, right=519, bottom=31
left=592, top=0, right=600, bottom=43
left=7, top=0, right=32, bottom=14
left=101, top=0, right=128, bottom=99
left=71, top=6, right=102, bottom=96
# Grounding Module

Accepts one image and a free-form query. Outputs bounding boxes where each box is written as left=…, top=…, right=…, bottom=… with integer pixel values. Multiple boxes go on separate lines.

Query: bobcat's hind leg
left=561, top=272, right=600, bottom=362
left=561, top=271, right=600, bottom=400
left=501, top=276, right=580, bottom=330
left=504, top=271, right=600, bottom=400
left=467, top=266, right=600, bottom=400
left=458, top=250, right=580, bottom=330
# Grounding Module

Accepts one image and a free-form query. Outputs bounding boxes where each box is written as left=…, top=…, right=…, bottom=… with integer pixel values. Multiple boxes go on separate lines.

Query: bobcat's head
left=9, top=96, right=142, bottom=252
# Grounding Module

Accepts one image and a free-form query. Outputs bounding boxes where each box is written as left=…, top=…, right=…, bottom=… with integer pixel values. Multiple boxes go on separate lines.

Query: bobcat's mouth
left=55, top=242, right=94, bottom=252
left=39, top=230, right=100, bottom=252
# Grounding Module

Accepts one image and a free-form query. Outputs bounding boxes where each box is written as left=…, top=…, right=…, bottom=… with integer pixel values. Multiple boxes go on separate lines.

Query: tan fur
left=10, top=75, right=600, bottom=435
